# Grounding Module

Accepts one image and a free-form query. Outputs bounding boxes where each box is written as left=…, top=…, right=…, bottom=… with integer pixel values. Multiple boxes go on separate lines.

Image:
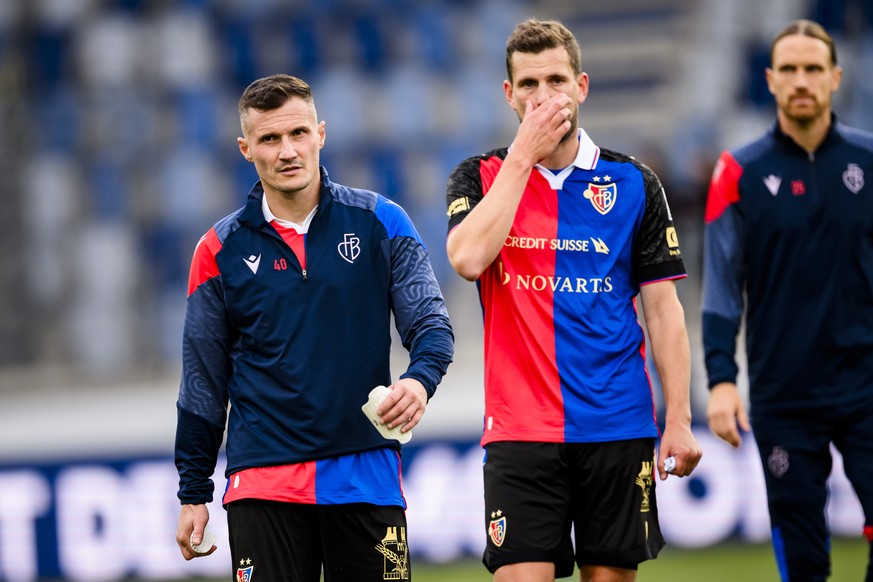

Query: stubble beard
left=559, top=110, right=579, bottom=144
left=783, top=94, right=828, bottom=127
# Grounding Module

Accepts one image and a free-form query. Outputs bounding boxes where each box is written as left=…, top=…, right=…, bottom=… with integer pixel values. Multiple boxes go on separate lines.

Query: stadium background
left=0, top=0, right=870, bottom=579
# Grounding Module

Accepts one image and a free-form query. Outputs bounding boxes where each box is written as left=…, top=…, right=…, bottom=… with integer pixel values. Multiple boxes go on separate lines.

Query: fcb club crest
left=488, top=510, right=506, bottom=547
left=236, top=558, right=254, bottom=581
left=583, top=180, right=617, bottom=215
left=843, top=163, right=864, bottom=194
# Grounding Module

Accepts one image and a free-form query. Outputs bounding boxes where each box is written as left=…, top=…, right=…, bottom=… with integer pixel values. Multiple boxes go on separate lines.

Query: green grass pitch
left=171, top=536, right=868, bottom=581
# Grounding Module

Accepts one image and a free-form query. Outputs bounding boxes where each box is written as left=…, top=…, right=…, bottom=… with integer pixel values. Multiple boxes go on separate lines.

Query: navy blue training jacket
left=702, top=116, right=873, bottom=416
left=175, top=167, right=454, bottom=503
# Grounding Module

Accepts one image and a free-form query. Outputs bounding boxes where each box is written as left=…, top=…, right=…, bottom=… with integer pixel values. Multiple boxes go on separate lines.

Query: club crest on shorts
left=584, top=179, right=617, bottom=215
left=236, top=558, right=253, bottom=582
left=374, top=526, right=409, bottom=580
left=488, top=510, right=506, bottom=547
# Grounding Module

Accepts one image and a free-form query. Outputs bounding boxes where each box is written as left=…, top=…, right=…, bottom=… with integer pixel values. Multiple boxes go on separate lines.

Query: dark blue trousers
left=752, top=403, right=873, bottom=582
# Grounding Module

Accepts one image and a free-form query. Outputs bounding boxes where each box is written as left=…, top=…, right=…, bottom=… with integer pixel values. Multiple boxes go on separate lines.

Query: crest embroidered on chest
left=843, top=163, right=864, bottom=194
left=583, top=176, right=617, bottom=215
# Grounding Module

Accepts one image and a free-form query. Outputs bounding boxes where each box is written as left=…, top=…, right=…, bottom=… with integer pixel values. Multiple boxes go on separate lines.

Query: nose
left=279, top=136, right=297, bottom=159
left=793, top=69, right=813, bottom=91
left=534, top=85, right=554, bottom=105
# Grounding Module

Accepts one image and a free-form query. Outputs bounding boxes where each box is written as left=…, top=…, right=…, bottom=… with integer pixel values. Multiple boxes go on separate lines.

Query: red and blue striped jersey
left=446, top=130, right=685, bottom=445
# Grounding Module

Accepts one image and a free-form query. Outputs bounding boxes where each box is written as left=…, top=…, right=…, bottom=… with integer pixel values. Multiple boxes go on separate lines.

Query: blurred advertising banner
left=0, top=429, right=862, bottom=581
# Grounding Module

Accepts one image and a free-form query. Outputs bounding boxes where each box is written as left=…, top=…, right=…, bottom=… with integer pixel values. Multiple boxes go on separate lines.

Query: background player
left=703, top=19, right=873, bottom=582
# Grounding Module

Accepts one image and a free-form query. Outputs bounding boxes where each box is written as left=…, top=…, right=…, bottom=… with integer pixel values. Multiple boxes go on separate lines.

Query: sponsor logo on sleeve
left=447, top=197, right=471, bottom=217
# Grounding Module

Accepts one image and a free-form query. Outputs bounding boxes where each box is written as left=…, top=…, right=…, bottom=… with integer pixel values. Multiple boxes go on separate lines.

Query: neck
left=540, top=133, right=580, bottom=170
left=778, top=112, right=832, bottom=154
left=265, top=184, right=320, bottom=224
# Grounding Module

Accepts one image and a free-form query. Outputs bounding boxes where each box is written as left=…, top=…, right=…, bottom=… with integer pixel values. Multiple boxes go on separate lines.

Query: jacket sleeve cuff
left=702, top=312, right=740, bottom=389
left=175, top=404, right=225, bottom=504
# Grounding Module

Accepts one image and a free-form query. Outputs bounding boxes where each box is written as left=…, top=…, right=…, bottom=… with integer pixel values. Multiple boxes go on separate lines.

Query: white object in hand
left=664, top=456, right=677, bottom=474
left=361, top=386, right=412, bottom=444
left=190, top=526, right=216, bottom=554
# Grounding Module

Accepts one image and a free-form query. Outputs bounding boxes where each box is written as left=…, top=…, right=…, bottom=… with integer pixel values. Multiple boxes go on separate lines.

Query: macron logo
left=763, top=175, right=781, bottom=196
left=243, top=254, right=261, bottom=274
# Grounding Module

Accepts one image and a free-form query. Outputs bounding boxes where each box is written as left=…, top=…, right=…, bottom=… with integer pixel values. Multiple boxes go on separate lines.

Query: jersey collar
left=532, top=128, right=600, bottom=189
left=262, top=194, right=317, bottom=234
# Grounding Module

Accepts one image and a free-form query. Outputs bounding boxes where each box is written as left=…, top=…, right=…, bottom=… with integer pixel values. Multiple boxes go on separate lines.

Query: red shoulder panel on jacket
left=704, top=151, right=743, bottom=223
left=187, top=228, right=222, bottom=297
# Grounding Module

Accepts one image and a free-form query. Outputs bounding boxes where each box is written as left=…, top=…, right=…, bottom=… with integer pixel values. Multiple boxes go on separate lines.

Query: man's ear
left=577, top=72, right=589, bottom=104
left=503, top=79, right=516, bottom=110
left=238, top=137, right=252, bottom=162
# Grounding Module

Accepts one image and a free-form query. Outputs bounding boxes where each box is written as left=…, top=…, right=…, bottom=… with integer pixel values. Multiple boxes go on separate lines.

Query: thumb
left=737, top=405, right=751, bottom=433
left=191, top=525, right=205, bottom=545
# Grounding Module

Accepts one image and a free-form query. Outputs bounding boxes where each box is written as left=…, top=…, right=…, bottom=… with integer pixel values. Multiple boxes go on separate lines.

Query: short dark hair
left=505, top=19, right=582, bottom=83
left=770, top=19, right=837, bottom=66
left=238, top=74, right=314, bottom=132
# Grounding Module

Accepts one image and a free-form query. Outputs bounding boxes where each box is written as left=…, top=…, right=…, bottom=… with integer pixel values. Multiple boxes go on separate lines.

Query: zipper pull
left=302, top=268, right=308, bottom=282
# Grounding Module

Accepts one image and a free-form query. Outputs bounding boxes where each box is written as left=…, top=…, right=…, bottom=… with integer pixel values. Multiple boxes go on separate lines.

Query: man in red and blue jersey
left=703, top=20, right=873, bottom=582
left=445, top=19, right=701, bottom=582
left=173, top=74, right=453, bottom=581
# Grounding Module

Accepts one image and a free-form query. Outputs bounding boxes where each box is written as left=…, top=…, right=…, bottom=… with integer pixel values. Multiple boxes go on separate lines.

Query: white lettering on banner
left=54, top=462, right=228, bottom=581
left=122, top=462, right=229, bottom=580
left=656, top=432, right=770, bottom=547
left=56, top=466, right=129, bottom=581
left=828, top=450, right=864, bottom=535
left=0, top=429, right=864, bottom=580
left=403, top=445, right=485, bottom=562
left=124, top=462, right=188, bottom=579
left=0, top=471, right=51, bottom=582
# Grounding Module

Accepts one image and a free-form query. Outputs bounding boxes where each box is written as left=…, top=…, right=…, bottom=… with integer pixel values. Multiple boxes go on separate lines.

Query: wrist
left=664, top=410, right=692, bottom=428
left=503, top=148, right=537, bottom=172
